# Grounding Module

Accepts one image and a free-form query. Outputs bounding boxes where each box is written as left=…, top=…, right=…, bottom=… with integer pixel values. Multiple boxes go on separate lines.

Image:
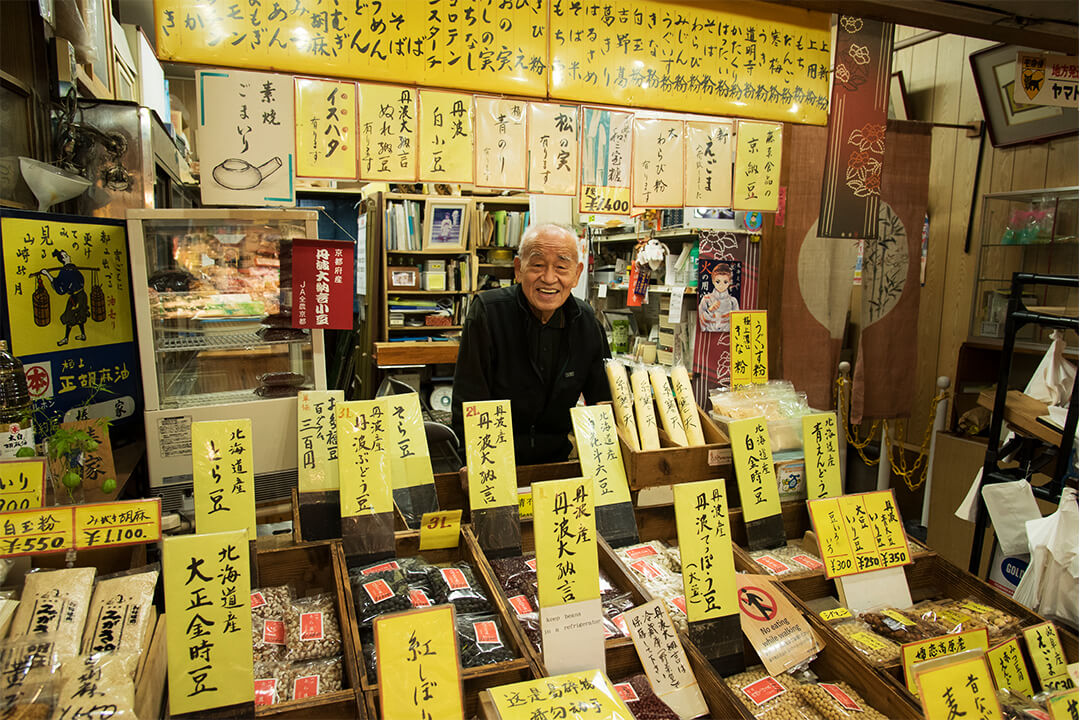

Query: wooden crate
left=354, top=528, right=538, bottom=719
left=619, top=407, right=735, bottom=491
left=134, top=611, right=168, bottom=720
left=254, top=540, right=365, bottom=719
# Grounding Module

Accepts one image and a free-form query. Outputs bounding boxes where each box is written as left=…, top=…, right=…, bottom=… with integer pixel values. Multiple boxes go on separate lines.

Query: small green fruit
left=61, top=470, right=82, bottom=489
left=14, top=447, right=35, bottom=458
left=102, top=478, right=117, bottom=494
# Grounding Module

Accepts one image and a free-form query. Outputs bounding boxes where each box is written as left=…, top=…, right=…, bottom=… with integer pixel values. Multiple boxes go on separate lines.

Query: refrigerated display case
left=126, top=208, right=326, bottom=509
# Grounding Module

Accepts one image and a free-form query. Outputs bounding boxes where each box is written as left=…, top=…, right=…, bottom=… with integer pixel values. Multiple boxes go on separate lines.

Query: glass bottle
left=0, top=341, right=34, bottom=456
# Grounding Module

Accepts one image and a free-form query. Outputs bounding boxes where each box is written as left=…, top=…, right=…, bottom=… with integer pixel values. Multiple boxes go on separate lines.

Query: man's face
left=514, top=230, right=583, bottom=323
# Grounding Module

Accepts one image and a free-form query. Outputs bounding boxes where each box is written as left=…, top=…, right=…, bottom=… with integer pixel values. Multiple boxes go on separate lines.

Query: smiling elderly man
left=451, top=223, right=611, bottom=465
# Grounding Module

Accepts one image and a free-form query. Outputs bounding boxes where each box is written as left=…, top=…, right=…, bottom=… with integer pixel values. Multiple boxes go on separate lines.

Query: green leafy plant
left=33, top=381, right=116, bottom=501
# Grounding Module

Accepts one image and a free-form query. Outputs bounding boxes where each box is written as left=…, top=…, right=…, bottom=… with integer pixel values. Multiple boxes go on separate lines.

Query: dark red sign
left=291, top=238, right=354, bottom=330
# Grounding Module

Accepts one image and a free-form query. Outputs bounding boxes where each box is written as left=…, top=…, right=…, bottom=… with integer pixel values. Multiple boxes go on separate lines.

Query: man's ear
left=513, top=256, right=522, bottom=283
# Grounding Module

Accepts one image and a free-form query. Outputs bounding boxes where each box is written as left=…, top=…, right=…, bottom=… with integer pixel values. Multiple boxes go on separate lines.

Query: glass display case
left=970, top=186, right=1078, bottom=347
left=126, top=209, right=327, bottom=504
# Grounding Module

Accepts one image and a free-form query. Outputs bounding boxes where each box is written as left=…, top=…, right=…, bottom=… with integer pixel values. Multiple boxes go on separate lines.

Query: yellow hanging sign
left=807, top=490, right=912, bottom=578
left=191, top=419, right=256, bottom=541
left=527, top=102, right=579, bottom=196
left=570, top=405, right=632, bottom=507
left=685, top=121, right=734, bottom=208
left=358, top=84, right=418, bottom=182
left=1025, top=622, right=1077, bottom=692
left=386, top=393, right=435, bottom=491
left=474, top=96, right=528, bottom=190
left=294, top=77, right=358, bottom=179
left=903, top=629, right=990, bottom=695
left=733, top=120, right=784, bottom=212
left=297, top=390, right=344, bottom=492
left=337, top=400, right=392, bottom=516
left=631, top=117, right=684, bottom=209
left=463, top=400, right=517, bottom=510
left=673, top=479, right=738, bottom=622
left=489, top=670, right=633, bottom=720
left=419, top=509, right=462, bottom=551
left=580, top=107, right=633, bottom=215
left=375, top=605, right=465, bottom=720
left=914, top=653, right=1000, bottom=717
left=728, top=417, right=781, bottom=523
left=74, top=498, right=162, bottom=550
left=0, top=507, right=74, bottom=557
left=802, top=412, right=843, bottom=499
left=419, top=90, right=474, bottom=184
left=987, top=638, right=1036, bottom=698
left=729, top=311, right=768, bottom=386
left=0, top=458, right=45, bottom=511
left=164, top=529, right=254, bottom=715
left=533, top=477, right=599, bottom=608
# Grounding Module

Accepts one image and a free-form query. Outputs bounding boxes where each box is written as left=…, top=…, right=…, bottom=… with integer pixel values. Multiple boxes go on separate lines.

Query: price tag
left=0, top=507, right=74, bottom=556
left=1047, top=689, right=1079, bottom=720
left=729, top=311, right=768, bottom=386
left=819, top=608, right=853, bottom=622
left=987, top=637, right=1035, bottom=697
left=463, top=400, right=517, bottom=510
left=164, top=529, right=254, bottom=715
left=807, top=490, right=913, bottom=579
left=192, top=419, right=256, bottom=540
left=419, top=510, right=462, bottom=550
left=297, top=390, right=343, bottom=492
left=571, top=405, right=632, bottom=507
left=801, top=413, right=842, bottom=499
left=1024, top=622, right=1077, bottom=692
left=74, top=499, right=162, bottom=550
left=533, top=478, right=599, bottom=608
left=387, top=393, right=436, bottom=490
left=916, top=654, right=1001, bottom=720
left=375, top=606, right=464, bottom=720
left=338, top=400, right=392, bottom=516
left=623, top=600, right=709, bottom=718
left=488, top=670, right=633, bottom=720
left=729, top=418, right=782, bottom=523
left=902, top=629, right=990, bottom=695
left=580, top=185, right=631, bottom=215
left=517, top=489, right=533, bottom=520
left=673, top=479, right=737, bottom=622
left=0, top=458, right=45, bottom=511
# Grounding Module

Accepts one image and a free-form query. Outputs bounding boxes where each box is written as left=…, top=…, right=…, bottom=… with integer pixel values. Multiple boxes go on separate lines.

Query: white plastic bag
left=981, top=479, right=1042, bottom=556
left=1013, top=487, right=1078, bottom=626
left=1025, top=330, right=1077, bottom=407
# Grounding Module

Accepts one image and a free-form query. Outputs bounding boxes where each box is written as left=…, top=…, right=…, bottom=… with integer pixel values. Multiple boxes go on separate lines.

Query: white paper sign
left=197, top=69, right=295, bottom=206
left=624, top=600, right=709, bottom=719
left=540, top=598, right=606, bottom=676
left=668, top=287, right=685, bottom=323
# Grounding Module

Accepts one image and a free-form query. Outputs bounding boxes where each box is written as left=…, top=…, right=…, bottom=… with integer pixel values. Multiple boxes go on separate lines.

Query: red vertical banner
left=291, top=239, right=354, bottom=330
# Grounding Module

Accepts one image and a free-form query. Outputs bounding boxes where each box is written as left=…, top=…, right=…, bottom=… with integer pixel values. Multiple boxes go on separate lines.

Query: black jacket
left=451, top=284, right=611, bottom=465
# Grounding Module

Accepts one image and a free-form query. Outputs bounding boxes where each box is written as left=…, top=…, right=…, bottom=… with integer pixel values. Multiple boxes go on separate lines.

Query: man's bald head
left=517, top=223, right=579, bottom=265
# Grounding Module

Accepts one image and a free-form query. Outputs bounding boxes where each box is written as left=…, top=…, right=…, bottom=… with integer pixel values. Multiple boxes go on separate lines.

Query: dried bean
left=797, top=682, right=889, bottom=720
left=278, top=656, right=343, bottom=701
left=455, top=613, right=516, bottom=668
left=350, top=570, right=412, bottom=627
left=833, top=620, right=901, bottom=666
left=614, top=673, right=679, bottom=720
left=426, top=563, right=492, bottom=614
left=251, top=585, right=292, bottom=663
left=283, top=594, right=342, bottom=662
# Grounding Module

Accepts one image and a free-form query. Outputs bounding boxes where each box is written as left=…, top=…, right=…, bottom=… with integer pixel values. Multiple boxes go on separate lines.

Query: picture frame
left=388, top=265, right=420, bottom=290
left=970, top=43, right=1078, bottom=147
left=888, top=71, right=911, bottom=121
left=423, top=199, right=469, bottom=251
left=76, top=0, right=114, bottom=100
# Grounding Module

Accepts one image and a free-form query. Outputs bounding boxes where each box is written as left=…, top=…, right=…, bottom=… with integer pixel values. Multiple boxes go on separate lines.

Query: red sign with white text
left=291, top=238, right=354, bottom=329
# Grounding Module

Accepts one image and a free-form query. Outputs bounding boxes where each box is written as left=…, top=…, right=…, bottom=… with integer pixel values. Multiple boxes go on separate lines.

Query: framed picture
left=888, top=72, right=911, bottom=121
left=970, top=43, right=1078, bottom=147
left=388, top=265, right=420, bottom=290
left=76, top=0, right=114, bottom=99
left=423, top=199, right=469, bottom=251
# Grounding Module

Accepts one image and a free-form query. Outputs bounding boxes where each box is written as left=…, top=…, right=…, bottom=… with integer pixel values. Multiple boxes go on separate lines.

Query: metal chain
left=834, top=377, right=882, bottom=465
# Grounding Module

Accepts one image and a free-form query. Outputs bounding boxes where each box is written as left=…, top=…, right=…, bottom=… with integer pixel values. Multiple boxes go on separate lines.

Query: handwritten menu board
left=730, top=310, right=768, bottom=386
left=474, top=97, right=528, bottom=190
left=580, top=107, right=633, bottom=214
left=156, top=0, right=548, bottom=97
left=337, top=400, right=392, bottom=516
left=802, top=412, right=842, bottom=499
left=297, top=390, right=343, bottom=492
left=533, top=477, right=599, bottom=608
left=463, top=400, right=517, bottom=511
left=685, top=120, right=734, bottom=207
left=488, top=670, right=633, bottom=720
left=0, top=459, right=45, bottom=511
left=375, top=605, right=464, bottom=720
left=570, top=405, right=632, bottom=507
left=0, top=507, right=73, bottom=556
left=74, top=498, right=162, bottom=550
left=987, top=637, right=1035, bottom=697
left=1024, top=622, right=1077, bottom=692
left=914, top=652, right=1001, bottom=719
left=808, top=490, right=912, bottom=578
left=528, top=102, right=579, bottom=195
left=164, top=529, right=254, bottom=715
left=548, top=0, right=830, bottom=124
left=419, top=90, right=475, bottom=184
left=294, top=77, right=357, bottom=179
left=192, top=419, right=256, bottom=541
left=631, top=118, right=684, bottom=208
left=673, top=479, right=737, bottom=621
left=358, top=84, right=418, bottom=181
left=728, top=418, right=781, bottom=523
left=733, top=120, right=783, bottom=212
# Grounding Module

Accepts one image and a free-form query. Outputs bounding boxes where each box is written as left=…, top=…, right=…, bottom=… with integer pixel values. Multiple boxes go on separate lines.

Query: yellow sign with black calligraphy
left=533, top=477, right=599, bottom=608
left=807, top=490, right=912, bottom=578
left=904, top=629, right=990, bottom=695
left=375, top=605, right=465, bottom=720
left=0, top=458, right=45, bottom=511
left=631, top=117, right=684, bottom=209
left=733, top=120, right=783, bottom=212
left=0, top=507, right=73, bottom=557
left=729, top=310, right=768, bottom=386
left=74, top=498, right=161, bottom=550
left=820, top=607, right=853, bottom=622
left=419, top=90, right=474, bottom=184
left=463, top=400, right=517, bottom=510
left=987, top=638, right=1035, bottom=698
left=358, top=84, right=418, bottom=182
left=685, top=121, right=734, bottom=207
left=548, top=0, right=830, bottom=125
left=580, top=107, right=633, bottom=215
left=1025, top=622, right=1077, bottom=692
left=164, top=529, right=254, bottom=715
left=570, top=405, right=632, bottom=507
left=728, top=417, right=781, bottom=523
left=294, top=77, right=357, bottom=179
left=155, top=0, right=548, bottom=98
left=528, top=102, right=579, bottom=195
left=1047, top=689, right=1080, bottom=720
left=474, top=97, right=528, bottom=190
left=337, top=399, right=392, bottom=516
left=386, top=394, right=435, bottom=491
left=802, top=412, right=842, bottom=499
left=419, top=509, right=462, bottom=551
left=489, top=670, right=633, bottom=720
left=673, top=479, right=737, bottom=622
left=297, top=390, right=343, bottom=492
left=192, top=419, right=256, bottom=541
left=915, top=653, right=1001, bottom=718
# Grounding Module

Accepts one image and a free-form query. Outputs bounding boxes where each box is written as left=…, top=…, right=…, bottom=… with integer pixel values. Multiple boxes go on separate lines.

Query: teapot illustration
left=212, top=157, right=283, bottom=190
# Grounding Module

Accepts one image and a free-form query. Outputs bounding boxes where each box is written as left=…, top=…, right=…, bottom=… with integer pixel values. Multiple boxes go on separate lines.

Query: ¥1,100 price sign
left=74, top=499, right=162, bottom=550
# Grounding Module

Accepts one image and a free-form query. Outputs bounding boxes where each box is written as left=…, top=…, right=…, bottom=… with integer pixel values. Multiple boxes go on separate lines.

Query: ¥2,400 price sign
left=807, top=490, right=913, bottom=579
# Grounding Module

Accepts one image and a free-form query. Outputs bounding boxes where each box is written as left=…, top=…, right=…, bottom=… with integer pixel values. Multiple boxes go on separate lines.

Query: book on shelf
left=385, top=200, right=424, bottom=251
left=477, top=206, right=529, bottom=249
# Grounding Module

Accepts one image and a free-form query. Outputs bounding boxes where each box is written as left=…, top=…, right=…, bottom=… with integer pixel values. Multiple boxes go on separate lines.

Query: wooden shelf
left=388, top=325, right=462, bottom=332
left=388, top=248, right=470, bottom=255
left=374, top=341, right=459, bottom=367
left=388, top=290, right=469, bottom=296
left=477, top=263, right=514, bottom=269
left=977, top=388, right=1062, bottom=446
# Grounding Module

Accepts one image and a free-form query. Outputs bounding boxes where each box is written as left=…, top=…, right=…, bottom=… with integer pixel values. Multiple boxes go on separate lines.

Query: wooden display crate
left=619, top=406, right=735, bottom=491
left=254, top=540, right=366, bottom=719
left=354, top=528, right=538, bottom=719
left=134, top=610, right=168, bottom=720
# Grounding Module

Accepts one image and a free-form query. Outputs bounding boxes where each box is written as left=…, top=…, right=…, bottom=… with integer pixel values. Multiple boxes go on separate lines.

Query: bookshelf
left=473, top=196, right=530, bottom=290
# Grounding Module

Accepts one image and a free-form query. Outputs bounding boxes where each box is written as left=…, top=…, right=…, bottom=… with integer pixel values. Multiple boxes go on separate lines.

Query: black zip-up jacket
left=451, top=284, right=611, bottom=465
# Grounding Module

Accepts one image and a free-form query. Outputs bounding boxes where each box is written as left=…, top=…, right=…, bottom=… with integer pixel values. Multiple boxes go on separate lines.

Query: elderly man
left=452, top=223, right=611, bottom=465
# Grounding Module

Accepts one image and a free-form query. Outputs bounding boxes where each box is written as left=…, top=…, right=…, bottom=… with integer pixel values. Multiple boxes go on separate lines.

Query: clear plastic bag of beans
left=617, top=540, right=679, bottom=573
left=426, top=564, right=492, bottom=614
left=913, top=599, right=989, bottom=635
left=279, top=656, right=343, bottom=702
left=253, top=660, right=287, bottom=707
left=724, top=666, right=825, bottom=720
left=251, top=585, right=292, bottom=663
left=944, top=598, right=1020, bottom=638
left=350, top=569, right=413, bottom=627
left=455, top=613, right=516, bottom=668
left=358, top=628, right=377, bottom=684
left=9, top=568, right=96, bottom=663
left=859, top=607, right=941, bottom=643
left=613, top=673, right=680, bottom=720
left=490, top=554, right=539, bottom=601
left=832, top=620, right=901, bottom=666
left=797, top=681, right=889, bottom=720
left=283, top=594, right=342, bottom=662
